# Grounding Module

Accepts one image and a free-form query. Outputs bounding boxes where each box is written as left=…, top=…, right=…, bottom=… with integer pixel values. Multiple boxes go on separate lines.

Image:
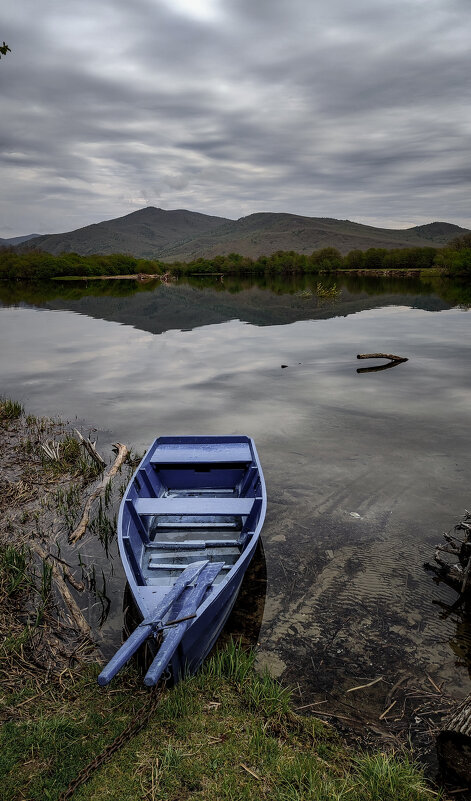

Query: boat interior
left=121, top=439, right=264, bottom=587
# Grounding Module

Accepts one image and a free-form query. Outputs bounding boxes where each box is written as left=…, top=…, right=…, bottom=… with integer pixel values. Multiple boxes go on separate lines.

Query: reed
left=0, top=397, right=23, bottom=421
left=0, top=545, right=32, bottom=596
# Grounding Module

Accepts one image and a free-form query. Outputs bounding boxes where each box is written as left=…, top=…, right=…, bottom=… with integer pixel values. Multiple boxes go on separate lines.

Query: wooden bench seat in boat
left=134, top=497, right=254, bottom=517
left=150, top=443, right=252, bottom=464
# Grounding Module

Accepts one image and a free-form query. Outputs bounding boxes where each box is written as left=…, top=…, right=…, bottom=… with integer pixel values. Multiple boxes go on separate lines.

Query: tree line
left=1, top=235, right=470, bottom=280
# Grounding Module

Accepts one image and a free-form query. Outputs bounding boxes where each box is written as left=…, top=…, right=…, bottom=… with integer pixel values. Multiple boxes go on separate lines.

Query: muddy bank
left=0, top=400, right=138, bottom=680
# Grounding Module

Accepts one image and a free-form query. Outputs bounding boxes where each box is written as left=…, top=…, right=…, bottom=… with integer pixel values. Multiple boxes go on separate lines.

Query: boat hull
left=114, top=435, right=266, bottom=685
left=168, top=545, right=254, bottom=681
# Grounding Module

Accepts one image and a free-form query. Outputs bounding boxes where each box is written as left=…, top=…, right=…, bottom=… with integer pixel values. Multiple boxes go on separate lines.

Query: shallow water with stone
left=1, top=274, right=470, bottom=747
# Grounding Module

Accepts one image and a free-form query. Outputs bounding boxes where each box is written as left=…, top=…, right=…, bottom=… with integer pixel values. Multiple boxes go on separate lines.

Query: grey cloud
left=1, top=0, right=471, bottom=235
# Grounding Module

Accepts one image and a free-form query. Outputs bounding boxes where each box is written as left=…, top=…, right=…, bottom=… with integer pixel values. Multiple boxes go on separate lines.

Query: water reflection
left=432, top=594, right=471, bottom=680
left=356, top=353, right=409, bottom=374
left=1, top=274, right=470, bottom=338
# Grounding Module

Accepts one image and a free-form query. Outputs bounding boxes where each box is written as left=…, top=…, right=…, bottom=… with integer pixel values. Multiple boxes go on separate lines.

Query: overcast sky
left=2, top=0, right=471, bottom=236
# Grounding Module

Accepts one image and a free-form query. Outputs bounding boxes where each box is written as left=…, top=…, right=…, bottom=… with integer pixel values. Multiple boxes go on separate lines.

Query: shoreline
left=51, top=272, right=165, bottom=282
left=38, top=267, right=445, bottom=281
left=0, top=398, right=463, bottom=798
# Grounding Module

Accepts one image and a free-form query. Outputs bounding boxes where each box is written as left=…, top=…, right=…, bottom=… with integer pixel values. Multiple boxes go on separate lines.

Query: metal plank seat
left=146, top=539, right=241, bottom=550
left=150, top=443, right=252, bottom=464
left=134, top=498, right=254, bottom=517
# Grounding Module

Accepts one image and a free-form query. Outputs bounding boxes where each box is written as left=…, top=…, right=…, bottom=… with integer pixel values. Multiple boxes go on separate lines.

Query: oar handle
left=143, top=621, right=191, bottom=687
left=97, top=624, right=153, bottom=686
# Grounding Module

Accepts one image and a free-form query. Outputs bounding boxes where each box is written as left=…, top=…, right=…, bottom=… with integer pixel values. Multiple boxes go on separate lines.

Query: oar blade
left=98, top=624, right=150, bottom=686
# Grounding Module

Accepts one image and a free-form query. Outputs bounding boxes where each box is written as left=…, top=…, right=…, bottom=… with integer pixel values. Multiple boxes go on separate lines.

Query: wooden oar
left=97, top=560, right=209, bottom=686
left=143, top=562, right=224, bottom=687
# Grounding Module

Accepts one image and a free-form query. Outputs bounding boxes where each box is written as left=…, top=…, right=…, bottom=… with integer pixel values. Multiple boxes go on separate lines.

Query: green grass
left=21, top=430, right=103, bottom=482
left=0, top=397, right=23, bottom=421
left=44, top=434, right=103, bottom=480
left=88, top=498, right=116, bottom=555
left=55, top=484, right=83, bottom=531
left=0, top=641, right=440, bottom=801
left=0, top=544, right=53, bottom=641
left=0, top=544, right=33, bottom=596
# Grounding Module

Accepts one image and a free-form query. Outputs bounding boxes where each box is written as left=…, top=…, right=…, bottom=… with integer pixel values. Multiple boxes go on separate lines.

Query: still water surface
left=1, top=275, right=470, bottom=723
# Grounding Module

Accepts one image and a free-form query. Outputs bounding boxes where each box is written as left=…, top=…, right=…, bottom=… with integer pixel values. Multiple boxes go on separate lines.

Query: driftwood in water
left=357, top=353, right=408, bottom=362
left=437, top=693, right=471, bottom=783
left=425, top=512, right=471, bottom=595
left=69, top=443, right=129, bottom=544
left=74, top=429, right=106, bottom=469
left=356, top=353, right=408, bottom=374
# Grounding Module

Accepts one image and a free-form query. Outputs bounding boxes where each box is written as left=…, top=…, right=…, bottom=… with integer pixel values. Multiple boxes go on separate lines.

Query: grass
left=0, top=544, right=49, bottom=676
left=20, top=428, right=103, bottom=483
left=0, top=397, right=23, bottom=421
left=0, top=641, right=440, bottom=801
left=88, top=497, right=116, bottom=556
left=0, top=544, right=33, bottom=596
left=0, top=542, right=52, bottom=625
left=316, top=281, right=340, bottom=299
left=55, top=483, right=83, bottom=531
left=39, top=433, right=103, bottom=481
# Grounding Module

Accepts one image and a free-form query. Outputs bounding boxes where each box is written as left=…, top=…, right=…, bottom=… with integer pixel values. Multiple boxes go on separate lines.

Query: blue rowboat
left=98, top=435, right=266, bottom=687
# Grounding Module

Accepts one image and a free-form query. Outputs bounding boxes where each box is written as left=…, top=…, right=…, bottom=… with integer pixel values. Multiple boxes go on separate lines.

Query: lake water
left=1, top=274, right=470, bottom=737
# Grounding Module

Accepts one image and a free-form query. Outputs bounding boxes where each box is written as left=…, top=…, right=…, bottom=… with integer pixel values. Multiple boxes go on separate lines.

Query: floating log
left=437, top=693, right=471, bottom=783
left=357, top=353, right=408, bottom=362
left=356, top=353, right=408, bottom=374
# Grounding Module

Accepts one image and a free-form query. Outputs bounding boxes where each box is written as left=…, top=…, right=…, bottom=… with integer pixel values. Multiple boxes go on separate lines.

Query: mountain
left=0, top=233, right=40, bottom=246
left=158, top=215, right=469, bottom=261
left=21, top=208, right=231, bottom=259
left=19, top=208, right=470, bottom=260
left=405, top=222, right=467, bottom=242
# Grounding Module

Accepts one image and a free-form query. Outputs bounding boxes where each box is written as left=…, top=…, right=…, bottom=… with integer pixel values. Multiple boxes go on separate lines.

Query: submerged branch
left=426, top=511, right=471, bottom=596
left=69, top=443, right=129, bottom=544
left=30, top=541, right=98, bottom=646
left=74, top=429, right=106, bottom=468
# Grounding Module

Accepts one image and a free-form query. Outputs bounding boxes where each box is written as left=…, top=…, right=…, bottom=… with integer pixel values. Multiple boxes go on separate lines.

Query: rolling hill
left=18, top=208, right=469, bottom=260
left=0, top=233, right=40, bottom=246
left=21, top=208, right=231, bottom=259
